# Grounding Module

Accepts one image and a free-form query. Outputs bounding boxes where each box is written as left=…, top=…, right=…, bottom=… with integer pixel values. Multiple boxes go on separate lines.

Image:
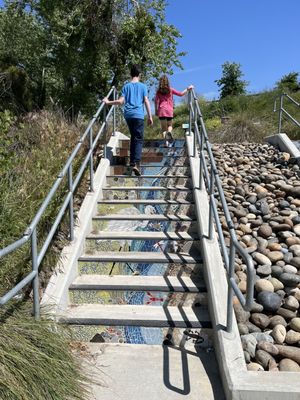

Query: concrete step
left=118, top=138, right=185, bottom=148
left=103, top=186, right=192, bottom=191
left=115, top=147, right=187, bottom=156
left=86, top=231, right=199, bottom=241
left=113, top=156, right=189, bottom=166
left=82, top=343, right=225, bottom=400
left=93, top=214, right=196, bottom=221
left=79, top=251, right=202, bottom=264
left=106, top=174, right=191, bottom=179
left=98, top=199, right=194, bottom=204
left=63, top=304, right=210, bottom=327
left=70, top=275, right=205, bottom=292
left=106, top=176, right=191, bottom=187
left=110, top=166, right=190, bottom=175
left=77, top=260, right=203, bottom=277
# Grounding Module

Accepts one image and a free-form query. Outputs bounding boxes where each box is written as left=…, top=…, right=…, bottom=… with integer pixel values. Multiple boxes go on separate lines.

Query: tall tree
left=276, top=72, right=299, bottom=93
left=215, top=62, right=248, bottom=99
left=0, top=0, right=185, bottom=115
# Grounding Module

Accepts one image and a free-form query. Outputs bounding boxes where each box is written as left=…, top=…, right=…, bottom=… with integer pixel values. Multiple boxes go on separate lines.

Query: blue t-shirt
left=121, top=82, right=147, bottom=119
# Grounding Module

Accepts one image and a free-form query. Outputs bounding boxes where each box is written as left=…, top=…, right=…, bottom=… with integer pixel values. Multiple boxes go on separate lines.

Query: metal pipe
left=37, top=192, right=72, bottom=266
left=0, top=270, right=37, bottom=305
left=188, top=91, right=192, bottom=135
left=279, top=95, right=283, bottom=133
left=281, top=107, right=300, bottom=128
left=31, top=228, right=40, bottom=319
left=89, top=127, right=94, bottom=192
left=68, top=164, right=74, bottom=241
left=208, top=171, right=215, bottom=240
left=226, top=240, right=235, bottom=333
left=113, top=87, right=116, bottom=136
left=0, top=235, right=29, bottom=258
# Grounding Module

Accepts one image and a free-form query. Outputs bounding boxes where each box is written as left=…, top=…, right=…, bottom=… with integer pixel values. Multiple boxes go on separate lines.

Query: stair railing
left=188, top=89, right=254, bottom=333
left=274, top=92, right=300, bottom=133
left=0, top=87, right=118, bottom=318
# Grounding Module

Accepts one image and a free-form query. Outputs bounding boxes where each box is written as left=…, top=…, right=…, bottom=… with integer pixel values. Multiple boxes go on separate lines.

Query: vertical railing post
left=89, top=127, right=94, bottom=191
left=113, top=87, right=116, bottom=136
left=31, top=228, right=40, bottom=319
left=189, top=91, right=192, bottom=136
left=193, top=99, right=197, bottom=158
left=278, top=94, right=283, bottom=133
left=208, top=169, right=215, bottom=240
left=68, top=164, right=74, bottom=241
left=226, top=238, right=235, bottom=333
left=199, top=125, right=203, bottom=190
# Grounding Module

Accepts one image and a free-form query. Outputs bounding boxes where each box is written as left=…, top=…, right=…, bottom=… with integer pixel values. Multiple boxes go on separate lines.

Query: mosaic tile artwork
left=73, top=140, right=204, bottom=345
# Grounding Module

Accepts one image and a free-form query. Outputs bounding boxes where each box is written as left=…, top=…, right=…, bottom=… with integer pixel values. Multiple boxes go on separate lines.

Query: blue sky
left=166, top=0, right=300, bottom=99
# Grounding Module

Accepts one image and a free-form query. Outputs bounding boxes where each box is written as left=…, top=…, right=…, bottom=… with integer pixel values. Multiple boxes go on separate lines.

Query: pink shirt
left=155, top=88, right=184, bottom=118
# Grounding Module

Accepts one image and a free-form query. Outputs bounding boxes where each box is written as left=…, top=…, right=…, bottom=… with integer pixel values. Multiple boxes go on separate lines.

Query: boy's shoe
left=132, top=163, right=141, bottom=176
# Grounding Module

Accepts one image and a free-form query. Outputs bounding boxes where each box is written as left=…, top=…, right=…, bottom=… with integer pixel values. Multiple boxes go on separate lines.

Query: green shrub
left=205, top=117, right=222, bottom=132
left=0, top=305, right=86, bottom=400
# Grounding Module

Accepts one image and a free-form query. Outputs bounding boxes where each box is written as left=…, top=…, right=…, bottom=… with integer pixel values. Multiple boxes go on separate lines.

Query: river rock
left=257, top=291, right=281, bottom=312
left=251, top=332, right=274, bottom=343
left=251, top=313, right=270, bottom=329
left=290, top=257, right=300, bottom=269
left=269, top=277, right=284, bottom=291
left=293, top=224, right=300, bottom=236
left=283, top=265, right=298, bottom=274
left=279, top=359, right=300, bottom=372
left=271, top=324, right=286, bottom=344
left=238, top=323, right=249, bottom=335
left=241, top=334, right=257, bottom=358
left=269, top=315, right=287, bottom=328
left=258, top=224, right=272, bottom=238
left=290, top=318, right=300, bottom=333
left=257, top=265, right=272, bottom=276
left=253, top=253, right=272, bottom=267
left=289, top=244, right=300, bottom=257
left=245, top=321, right=262, bottom=333
left=234, top=302, right=250, bottom=323
left=275, top=345, right=300, bottom=364
left=255, top=279, right=274, bottom=293
left=268, top=242, right=282, bottom=251
left=279, top=273, right=300, bottom=287
left=255, top=350, right=275, bottom=369
left=268, top=251, right=284, bottom=263
left=286, top=237, right=300, bottom=246
left=257, top=341, right=279, bottom=356
left=277, top=307, right=297, bottom=320
left=250, top=301, right=264, bottom=313
left=271, top=265, right=283, bottom=278
left=285, top=330, right=300, bottom=345
left=247, top=362, right=264, bottom=371
left=283, top=296, right=299, bottom=311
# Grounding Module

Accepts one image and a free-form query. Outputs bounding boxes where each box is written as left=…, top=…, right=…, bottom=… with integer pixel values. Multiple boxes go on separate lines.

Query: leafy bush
left=205, top=117, right=222, bottom=132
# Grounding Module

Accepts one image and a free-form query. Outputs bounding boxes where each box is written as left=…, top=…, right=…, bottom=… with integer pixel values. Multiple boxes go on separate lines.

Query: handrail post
left=208, top=169, right=215, bottom=239
left=113, top=87, right=116, bottom=136
left=278, top=94, right=283, bottom=133
left=68, top=164, right=74, bottom=241
left=89, top=127, right=94, bottom=191
left=226, top=238, right=235, bottom=333
left=199, top=126, right=203, bottom=190
left=193, top=99, right=197, bottom=158
left=189, top=91, right=192, bottom=136
left=31, top=228, right=40, bottom=319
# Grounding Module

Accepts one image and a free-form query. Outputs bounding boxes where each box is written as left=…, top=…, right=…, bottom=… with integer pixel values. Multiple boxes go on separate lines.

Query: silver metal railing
left=188, top=89, right=255, bottom=333
left=274, top=92, right=300, bottom=133
left=0, top=87, right=118, bottom=318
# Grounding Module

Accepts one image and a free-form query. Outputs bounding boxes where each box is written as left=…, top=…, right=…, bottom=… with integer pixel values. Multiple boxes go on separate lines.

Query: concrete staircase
left=59, top=138, right=225, bottom=399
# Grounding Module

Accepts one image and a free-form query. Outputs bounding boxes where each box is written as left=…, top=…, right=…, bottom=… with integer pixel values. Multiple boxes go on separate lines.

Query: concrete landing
left=84, top=343, right=225, bottom=400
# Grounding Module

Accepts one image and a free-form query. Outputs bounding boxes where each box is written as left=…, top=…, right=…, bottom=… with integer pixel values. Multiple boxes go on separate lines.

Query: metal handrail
left=274, top=92, right=300, bottom=133
left=188, top=89, right=254, bottom=333
left=0, top=87, right=118, bottom=317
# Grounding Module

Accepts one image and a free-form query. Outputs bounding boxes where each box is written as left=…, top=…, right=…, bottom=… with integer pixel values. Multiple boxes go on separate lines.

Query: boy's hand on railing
left=102, top=97, right=109, bottom=104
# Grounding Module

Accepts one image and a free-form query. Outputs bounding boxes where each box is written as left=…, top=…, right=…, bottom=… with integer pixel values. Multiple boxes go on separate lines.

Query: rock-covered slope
left=213, top=142, right=300, bottom=372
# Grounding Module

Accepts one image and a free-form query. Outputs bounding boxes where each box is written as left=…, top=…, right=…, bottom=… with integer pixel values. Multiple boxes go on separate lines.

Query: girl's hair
left=158, top=75, right=171, bottom=95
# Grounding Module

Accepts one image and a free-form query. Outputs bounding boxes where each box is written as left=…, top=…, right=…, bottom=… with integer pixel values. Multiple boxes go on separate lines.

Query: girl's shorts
left=159, top=117, right=173, bottom=121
